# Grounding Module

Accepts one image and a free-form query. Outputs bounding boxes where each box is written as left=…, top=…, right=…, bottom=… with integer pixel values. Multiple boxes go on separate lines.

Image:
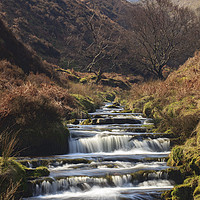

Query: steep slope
left=0, top=19, right=52, bottom=76
left=122, top=50, right=200, bottom=199
left=0, top=0, right=131, bottom=74
left=172, top=0, right=200, bottom=10
left=82, top=0, right=135, bottom=28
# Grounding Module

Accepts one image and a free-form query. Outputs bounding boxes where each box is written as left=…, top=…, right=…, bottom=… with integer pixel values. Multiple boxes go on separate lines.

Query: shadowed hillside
left=0, top=19, right=52, bottom=76
left=0, top=0, right=133, bottom=74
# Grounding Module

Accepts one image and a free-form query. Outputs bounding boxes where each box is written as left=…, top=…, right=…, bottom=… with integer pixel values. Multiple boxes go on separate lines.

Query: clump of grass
left=0, top=180, right=21, bottom=200
left=0, top=130, right=22, bottom=200
left=0, top=131, right=19, bottom=165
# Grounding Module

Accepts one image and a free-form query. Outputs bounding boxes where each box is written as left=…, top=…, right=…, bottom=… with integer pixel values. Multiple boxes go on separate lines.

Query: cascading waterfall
left=69, top=134, right=170, bottom=153
left=24, top=103, right=173, bottom=200
left=33, top=171, right=169, bottom=196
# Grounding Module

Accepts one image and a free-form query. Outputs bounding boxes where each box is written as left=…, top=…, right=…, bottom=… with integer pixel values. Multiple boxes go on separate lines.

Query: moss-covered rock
left=171, top=184, right=193, bottom=200
left=99, top=91, right=116, bottom=102
left=68, top=118, right=79, bottom=125
left=166, top=167, right=185, bottom=184
left=168, top=146, right=184, bottom=166
left=0, top=159, right=29, bottom=198
left=81, top=119, right=92, bottom=125
left=25, top=166, right=50, bottom=178
left=72, top=94, right=96, bottom=112
left=18, top=122, right=69, bottom=156
left=128, top=96, right=154, bottom=115
left=143, top=100, right=156, bottom=118
left=106, top=105, right=119, bottom=109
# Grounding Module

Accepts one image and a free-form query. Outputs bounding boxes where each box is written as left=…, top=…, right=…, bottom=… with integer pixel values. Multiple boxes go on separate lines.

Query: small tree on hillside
left=82, top=9, right=126, bottom=83
left=128, top=0, right=200, bottom=79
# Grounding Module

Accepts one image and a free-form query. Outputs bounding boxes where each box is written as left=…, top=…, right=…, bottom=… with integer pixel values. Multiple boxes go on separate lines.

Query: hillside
left=124, top=51, right=200, bottom=199
left=0, top=19, right=52, bottom=76
left=0, top=0, right=134, bottom=74
left=172, top=0, right=200, bottom=10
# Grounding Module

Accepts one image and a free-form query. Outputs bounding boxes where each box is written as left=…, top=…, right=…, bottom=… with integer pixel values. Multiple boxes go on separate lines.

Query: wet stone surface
left=23, top=102, right=174, bottom=200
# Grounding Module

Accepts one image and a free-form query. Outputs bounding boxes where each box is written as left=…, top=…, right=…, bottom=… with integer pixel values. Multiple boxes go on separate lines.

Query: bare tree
left=83, top=12, right=123, bottom=83
left=128, top=0, right=200, bottom=79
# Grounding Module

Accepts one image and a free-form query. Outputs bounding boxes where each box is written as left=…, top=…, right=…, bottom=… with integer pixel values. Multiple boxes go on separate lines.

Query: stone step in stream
left=23, top=102, right=174, bottom=200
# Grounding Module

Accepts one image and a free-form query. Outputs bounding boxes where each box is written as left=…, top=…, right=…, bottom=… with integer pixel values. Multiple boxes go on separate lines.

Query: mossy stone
left=25, top=166, right=50, bottom=178
left=81, top=119, right=92, bottom=125
left=167, top=168, right=184, bottom=184
left=194, top=185, right=200, bottom=199
left=72, top=94, right=96, bottom=112
left=168, top=146, right=184, bottom=166
left=171, top=184, right=193, bottom=200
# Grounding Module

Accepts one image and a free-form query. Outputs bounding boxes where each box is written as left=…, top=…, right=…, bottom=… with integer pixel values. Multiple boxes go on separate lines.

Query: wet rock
left=70, top=119, right=79, bottom=124
left=93, top=115, right=105, bottom=118
left=96, top=118, right=141, bottom=125
left=106, top=105, right=120, bottom=109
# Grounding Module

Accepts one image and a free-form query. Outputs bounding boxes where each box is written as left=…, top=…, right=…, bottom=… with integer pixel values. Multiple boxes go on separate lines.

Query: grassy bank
left=121, top=52, right=200, bottom=199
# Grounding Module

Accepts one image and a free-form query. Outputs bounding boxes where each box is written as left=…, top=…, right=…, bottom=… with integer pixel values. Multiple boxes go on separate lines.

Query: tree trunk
left=95, top=69, right=103, bottom=83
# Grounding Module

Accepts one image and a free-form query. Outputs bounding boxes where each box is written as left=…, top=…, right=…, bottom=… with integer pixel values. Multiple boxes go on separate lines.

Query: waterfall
left=33, top=171, right=169, bottom=196
left=34, top=177, right=108, bottom=196
left=23, top=103, right=173, bottom=200
left=69, top=135, right=170, bottom=153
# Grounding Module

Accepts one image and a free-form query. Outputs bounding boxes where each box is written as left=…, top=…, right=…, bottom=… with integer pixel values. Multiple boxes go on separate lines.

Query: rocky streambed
left=22, top=102, right=174, bottom=200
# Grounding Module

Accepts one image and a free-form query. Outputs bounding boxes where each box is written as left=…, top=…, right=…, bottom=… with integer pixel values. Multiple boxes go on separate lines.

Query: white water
left=69, top=134, right=170, bottom=153
left=31, top=181, right=173, bottom=200
left=24, top=103, right=173, bottom=200
left=49, top=161, right=169, bottom=177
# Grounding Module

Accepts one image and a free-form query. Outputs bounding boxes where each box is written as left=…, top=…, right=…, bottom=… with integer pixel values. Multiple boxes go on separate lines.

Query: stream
left=24, top=103, right=173, bottom=200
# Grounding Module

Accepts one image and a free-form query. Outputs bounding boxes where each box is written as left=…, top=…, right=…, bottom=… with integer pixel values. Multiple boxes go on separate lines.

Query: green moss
left=161, top=190, right=173, bottom=200
left=164, top=97, right=197, bottom=119
left=25, top=166, right=50, bottom=178
left=132, top=107, right=142, bottom=113
left=143, top=100, right=156, bottom=118
left=81, top=119, right=92, bottom=125
left=171, top=184, right=193, bottom=200
left=67, top=118, right=79, bottom=125
left=72, top=94, right=96, bottom=112
left=168, top=146, right=184, bottom=166
left=166, top=175, right=200, bottom=200
left=0, top=159, right=29, bottom=198
left=188, top=156, right=200, bottom=175
left=129, top=96, right=153, bottom=111
left=142, top=124, right=155, bottom=132
left=106, top=105, right=119, bottom=109
left=194, top=185, right=200, bottom=199
left=80, top=77, right=87, bottom=84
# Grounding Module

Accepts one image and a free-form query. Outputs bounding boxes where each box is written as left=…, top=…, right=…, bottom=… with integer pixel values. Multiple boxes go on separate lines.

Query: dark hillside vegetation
left=0, top=19, right=89, bottom=156
left=0, top=0, right=133, bottom=75
left=0, top=19, right=52, bottom=76
left=1, top=0, right=199, bottom=80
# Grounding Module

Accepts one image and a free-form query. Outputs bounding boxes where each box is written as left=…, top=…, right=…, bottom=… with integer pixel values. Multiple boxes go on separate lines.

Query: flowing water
left=24, top=103, right=173, bottom=200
